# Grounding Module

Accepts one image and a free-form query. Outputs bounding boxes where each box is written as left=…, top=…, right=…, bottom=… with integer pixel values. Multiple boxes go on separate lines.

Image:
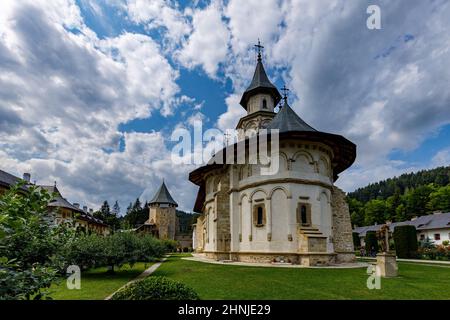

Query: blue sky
left=0, top=0, right=449, bottom=212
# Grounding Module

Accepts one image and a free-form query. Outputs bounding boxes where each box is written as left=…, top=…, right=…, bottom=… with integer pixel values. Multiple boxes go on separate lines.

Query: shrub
left=352, top=232, right=361, bottom=249
left=161, top=239, right=178, bottom=252
left=0, top=183, right=76, bottom=299
left=66, top=232, right=167, bottom=273
left=418, top=245, right=450, bottom=261
left=393, top=225, right=418, bottom=258
left=138, top=235, right=167, bottom=261
left=365, top=231, right=378, bottom=253
left=111, top=276, right=199, bottom=300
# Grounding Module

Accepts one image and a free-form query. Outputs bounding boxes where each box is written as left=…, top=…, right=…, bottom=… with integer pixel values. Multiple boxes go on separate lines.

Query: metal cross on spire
left=281, top=84, right=289, bottom=104
left=254, top=39, right=264, bottom=62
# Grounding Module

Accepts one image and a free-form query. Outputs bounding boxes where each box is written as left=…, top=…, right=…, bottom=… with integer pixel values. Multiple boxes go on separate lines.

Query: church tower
left=236, top=40, right=282, bottom=133
left=148, top=181, right=178, bottom=240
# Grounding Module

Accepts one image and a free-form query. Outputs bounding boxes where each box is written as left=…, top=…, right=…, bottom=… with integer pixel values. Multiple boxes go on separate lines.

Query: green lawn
left=152, top=254, right=450, bottom=300
left=49, top=262, right=152, bottom=300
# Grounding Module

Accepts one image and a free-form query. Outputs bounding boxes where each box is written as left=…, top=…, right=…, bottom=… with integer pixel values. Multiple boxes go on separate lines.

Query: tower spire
left=254, top=38, right=264, bottom=62
left=239, top=40, right=281, bottom=109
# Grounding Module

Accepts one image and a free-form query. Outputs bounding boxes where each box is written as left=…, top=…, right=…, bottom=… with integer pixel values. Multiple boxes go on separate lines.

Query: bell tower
left=236, top=40, right=282, bottom=133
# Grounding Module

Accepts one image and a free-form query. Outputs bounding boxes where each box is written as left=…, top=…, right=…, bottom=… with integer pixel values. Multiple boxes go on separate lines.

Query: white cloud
left=177, top=1, right=229, bottom=77
left=126, top=0, right=191, bottom=45
left=432, top=148, right=450, bottom=168
left=225, top=0, right=283, bottom=56
left=217, top=94, right=245, bottom=131
left=0, top=0, right=199, bottom=211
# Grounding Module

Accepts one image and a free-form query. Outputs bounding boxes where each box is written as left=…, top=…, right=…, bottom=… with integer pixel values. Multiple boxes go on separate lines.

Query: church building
left=189, top=44, right=357, bottom=266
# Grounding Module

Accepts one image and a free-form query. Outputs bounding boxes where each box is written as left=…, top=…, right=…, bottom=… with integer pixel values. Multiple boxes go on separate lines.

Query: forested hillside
left=347, top=166, right=450, bottom=227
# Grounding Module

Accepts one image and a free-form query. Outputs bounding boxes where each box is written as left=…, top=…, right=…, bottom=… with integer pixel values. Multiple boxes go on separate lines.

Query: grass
left=151, top=254, right=450, bottom=300
left=49, top=262, right=152, bottom=300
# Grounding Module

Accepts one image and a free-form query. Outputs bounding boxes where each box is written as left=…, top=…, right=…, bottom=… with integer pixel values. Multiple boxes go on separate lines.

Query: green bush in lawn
left=352, top=232, right=361, bottom=249
left=365, top=231, right=378, bottom=253
left=161, top=239, right=178, bottom=252
left=111, top=276, right=199, bottom=300
left=393, top=225, right=418, bottom=258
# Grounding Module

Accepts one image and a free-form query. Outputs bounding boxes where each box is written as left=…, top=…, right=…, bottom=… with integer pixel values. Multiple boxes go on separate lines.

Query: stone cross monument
left=376, top=224, right=398, bottom=277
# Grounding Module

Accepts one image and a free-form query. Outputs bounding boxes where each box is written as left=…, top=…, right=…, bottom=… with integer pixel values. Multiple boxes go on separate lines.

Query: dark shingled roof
left=0, top=169, right=22, bottom=187
left=0, top=169, right=28, bottom=191
left=354, top=212, right=450, bottom=236
left=39, top=185, right=85, bottom=213
left=39, top=185, right=108, bottom=226
left=267, top=102, right=317, bottom=132
left=149, top=181, right=178, bottom=206
left=239, top=60, right=281, bottom=109
left=189, top=100, right=357, bottom=213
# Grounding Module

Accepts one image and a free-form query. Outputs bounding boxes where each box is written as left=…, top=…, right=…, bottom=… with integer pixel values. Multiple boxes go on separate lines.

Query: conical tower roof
left=239, top=59, right=281, bottom=109
left=149, top=181, right=178, bottom=207
left=267, top=101, right=317, bottom=132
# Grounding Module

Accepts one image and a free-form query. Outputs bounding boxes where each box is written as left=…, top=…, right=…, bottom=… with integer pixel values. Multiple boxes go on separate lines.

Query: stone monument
left=376, top=224, right=398, bottom=277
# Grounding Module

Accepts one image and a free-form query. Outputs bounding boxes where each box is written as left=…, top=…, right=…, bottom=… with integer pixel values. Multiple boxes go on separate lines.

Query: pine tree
left=112, top=201, right=120, bottom=217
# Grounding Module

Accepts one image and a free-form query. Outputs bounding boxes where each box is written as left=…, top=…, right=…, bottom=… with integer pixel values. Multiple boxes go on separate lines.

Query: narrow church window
left=257, top=207, right=263, bottom=225
left=253, top=204, right=266, bottom=227
left=301, top=205, right=307, bottom=225
left=262, top=98, right=267, bottom=109
left=297, top=203, right=311, bottom=226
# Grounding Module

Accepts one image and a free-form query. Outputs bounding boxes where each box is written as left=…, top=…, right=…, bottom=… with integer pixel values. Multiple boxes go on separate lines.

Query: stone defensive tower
left=148, top=181, right=178, bottom=240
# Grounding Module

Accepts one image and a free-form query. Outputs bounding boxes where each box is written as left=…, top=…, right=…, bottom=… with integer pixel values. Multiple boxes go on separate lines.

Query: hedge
left=352, top=232, right=361, bottom=249
left=111, top=276, right=199, bottom=300
left=365, top=231, right=378, bottom=253
left=393, top=225, right=418, bottom=258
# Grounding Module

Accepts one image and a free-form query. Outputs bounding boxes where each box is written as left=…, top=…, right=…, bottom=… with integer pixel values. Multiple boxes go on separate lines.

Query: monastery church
left=189, top=45, right=357, bottom=266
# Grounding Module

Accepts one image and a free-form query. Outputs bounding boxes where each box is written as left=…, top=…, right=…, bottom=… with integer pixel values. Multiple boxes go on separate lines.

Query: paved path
left=183, top=254, right=369, bottom=269
left=361, top=257, right=450, bottom=266
left=104, top=257, right=167, bottom=300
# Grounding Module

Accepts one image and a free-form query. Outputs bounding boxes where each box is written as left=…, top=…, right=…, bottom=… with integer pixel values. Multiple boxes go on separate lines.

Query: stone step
left=220, top=260, right=234, bottom=263
left=299, top=226, right=319, bottom=230
left=299, top=229, right=323, bottom=235
left=298, top=226, right=327, bottom=238
left=303, top=234, right=327, bottom=238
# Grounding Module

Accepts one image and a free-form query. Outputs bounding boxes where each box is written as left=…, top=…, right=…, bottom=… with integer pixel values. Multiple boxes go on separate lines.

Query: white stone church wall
left=229, top=142, right=336, bottom=254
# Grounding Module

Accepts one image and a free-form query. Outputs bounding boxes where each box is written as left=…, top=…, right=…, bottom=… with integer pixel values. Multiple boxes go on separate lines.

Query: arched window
left=257, top=207, right=263, bottom=225
left=253, top=204, right=266, bottom=227
left=262, top=98, right=267, bottom=109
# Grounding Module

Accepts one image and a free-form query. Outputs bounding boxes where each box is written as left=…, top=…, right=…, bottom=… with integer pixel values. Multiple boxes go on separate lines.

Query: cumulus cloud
left=217, top=94, right=245, bottom=131
left=0, top=0, right=198, bottom=211
left=126, top=0, right=191, bottom=45
left=432, top=148, right=450, bottom=168
left=177, top=1, right=229, bottom=77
